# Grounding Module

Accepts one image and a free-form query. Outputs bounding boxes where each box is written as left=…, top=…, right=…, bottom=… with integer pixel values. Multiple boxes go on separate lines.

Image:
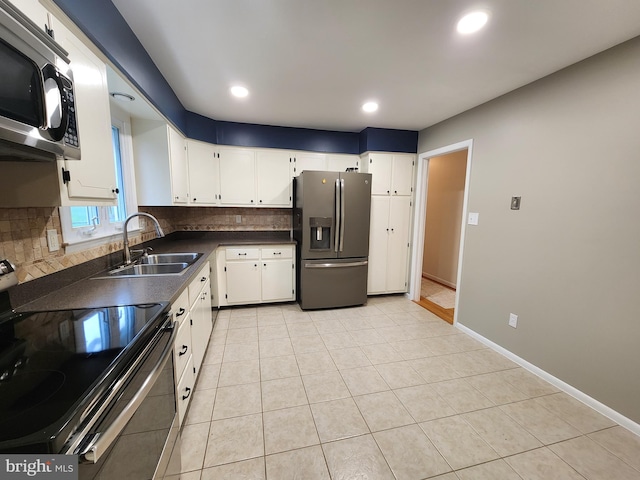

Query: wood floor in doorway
left=419, top=277, right=455, bottom=324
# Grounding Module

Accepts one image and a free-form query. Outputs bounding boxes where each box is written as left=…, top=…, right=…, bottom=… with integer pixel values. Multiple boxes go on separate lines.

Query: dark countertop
left=10, top=231, right=294, bottom=312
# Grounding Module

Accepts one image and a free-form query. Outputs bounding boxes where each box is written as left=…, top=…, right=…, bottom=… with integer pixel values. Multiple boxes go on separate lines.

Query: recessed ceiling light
left=457, top=11, right=489, bottom=34
left=230, top=86, right=249, bottom=98
left=362, top=101, right=378, bottom=113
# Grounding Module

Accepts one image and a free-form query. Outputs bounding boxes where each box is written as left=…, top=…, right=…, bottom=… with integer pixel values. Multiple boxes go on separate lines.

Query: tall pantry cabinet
left=363, top=153, right=415, bottom=294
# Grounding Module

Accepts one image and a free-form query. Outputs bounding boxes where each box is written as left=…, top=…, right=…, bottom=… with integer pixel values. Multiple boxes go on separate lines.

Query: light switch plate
left=509, top=313, right=518, bottom=328
left=468, top=212, right=479, bottom=225
left=511, top=196, right=521, bottom=210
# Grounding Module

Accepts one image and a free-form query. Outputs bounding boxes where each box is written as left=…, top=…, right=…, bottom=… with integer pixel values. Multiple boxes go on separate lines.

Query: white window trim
left=60, top=111, right=140, bottom=253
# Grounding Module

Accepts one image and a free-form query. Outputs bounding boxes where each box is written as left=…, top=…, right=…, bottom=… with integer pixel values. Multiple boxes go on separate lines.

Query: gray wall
left=418, top=36, right=640, bottom=423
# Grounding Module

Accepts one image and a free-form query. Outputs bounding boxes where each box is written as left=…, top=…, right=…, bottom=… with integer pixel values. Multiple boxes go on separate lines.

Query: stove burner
left=0, top=370, right=65, bottom=413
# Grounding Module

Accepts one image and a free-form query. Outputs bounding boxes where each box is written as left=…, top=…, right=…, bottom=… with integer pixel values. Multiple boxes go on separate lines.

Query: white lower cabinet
left=217, top=245, right=295, bottom=307
left=176, top=356, right=195, bottom=426
left=368, top=196, right=412, bottom=294
left=172, top=262, right=212, bottom=427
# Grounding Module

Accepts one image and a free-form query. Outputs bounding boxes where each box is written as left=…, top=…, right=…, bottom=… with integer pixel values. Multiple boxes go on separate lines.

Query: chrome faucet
left=122, top=212, right=165, bottom=264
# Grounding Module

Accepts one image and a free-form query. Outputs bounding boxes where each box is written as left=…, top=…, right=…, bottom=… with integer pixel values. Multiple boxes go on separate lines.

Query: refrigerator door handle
left=339, top=178, right=345, bottom=252
left=304, top=260, right=368, bottom=269
left=334, top=178, right=340, bottom=253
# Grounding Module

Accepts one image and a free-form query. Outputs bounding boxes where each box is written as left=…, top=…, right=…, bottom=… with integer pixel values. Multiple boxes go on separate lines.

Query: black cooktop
left=0, top=299, right=169, bottom=453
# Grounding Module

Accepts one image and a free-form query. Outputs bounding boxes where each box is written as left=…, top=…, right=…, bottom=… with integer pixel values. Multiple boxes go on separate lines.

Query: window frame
left=60, top=111, right=139, bottom=253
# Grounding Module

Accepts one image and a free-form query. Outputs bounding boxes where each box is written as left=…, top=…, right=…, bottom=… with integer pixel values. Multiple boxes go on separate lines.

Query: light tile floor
left=167, top=296, right=640, bottom=480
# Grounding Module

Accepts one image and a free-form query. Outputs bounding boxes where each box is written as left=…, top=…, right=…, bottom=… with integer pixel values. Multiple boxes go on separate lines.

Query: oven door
left=67, top=318, right=178, bottom=480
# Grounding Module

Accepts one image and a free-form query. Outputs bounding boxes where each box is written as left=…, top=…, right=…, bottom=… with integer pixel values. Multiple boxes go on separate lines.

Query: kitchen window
left=60, top=114, right=139, bottom=251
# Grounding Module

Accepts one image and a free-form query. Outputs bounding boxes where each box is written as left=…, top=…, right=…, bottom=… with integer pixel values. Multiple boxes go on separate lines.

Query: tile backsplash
left=0, top=206, right=291, bottom=283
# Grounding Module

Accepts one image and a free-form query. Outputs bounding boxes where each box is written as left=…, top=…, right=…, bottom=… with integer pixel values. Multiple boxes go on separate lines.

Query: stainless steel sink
left=138, top=253, right=201, bottom=265
left=103, top=263, right=190, bottom=277
left=93, top=252, right=203, bottom=279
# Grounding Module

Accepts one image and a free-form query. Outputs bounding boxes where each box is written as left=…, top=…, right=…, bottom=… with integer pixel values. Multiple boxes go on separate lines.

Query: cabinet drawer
left=172, top=289, right=189, bottom=326
left=177, top=355, right=195, bottom=426
left=261, top=246, right=293, bottom=259
left=173, top=317, right=192, bottom=378
left=189, top=262, right=210, bottom=306
left=225, top=248, right=260, bottom=260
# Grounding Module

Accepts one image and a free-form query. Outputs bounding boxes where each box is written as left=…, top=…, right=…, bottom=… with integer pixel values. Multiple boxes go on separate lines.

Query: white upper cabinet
left=327, top=154, right=359, bottom=173
left=364, top=153, right=414, bottom=196
left=292, top=152, right=326, bottom=176
left=217, top=146, right=293, bottom=207
left=0, top=4, right=117, bottom=207
left=256, top=149, right=293, bottom=207
left=52, top=18, right=117, bottom=203
left=133, top=120, right=188, bottom=206
left=168, top=126, right=188, bottom=203
left=186, top=139, right=219, bottom=205
left=11, top=0, right=48, bottom=31
left=218, top=147, right=256, bottom=206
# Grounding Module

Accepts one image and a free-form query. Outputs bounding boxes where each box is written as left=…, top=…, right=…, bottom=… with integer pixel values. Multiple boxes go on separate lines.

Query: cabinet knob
left=251, top=200, right=254, bottom=203
left=259, top=200, right=262, bottom=203
left=387, top=190, right=390, bottom=194
left=193, top=197, right=197, bottom=202
left=112, top=188, right=119, bottom=194
left=182, top=387, right=191, bottom=400
left=394, top=190, right=397, bottom=194
left=179, top=345, right=188, bottom=356
left=201, top=276, right=206, bottom=282
left=176, top=308, right=186, bottom=317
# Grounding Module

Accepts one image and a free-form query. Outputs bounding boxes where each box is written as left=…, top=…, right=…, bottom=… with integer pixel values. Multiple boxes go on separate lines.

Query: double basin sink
left=95, top=253, right=202, bottom=278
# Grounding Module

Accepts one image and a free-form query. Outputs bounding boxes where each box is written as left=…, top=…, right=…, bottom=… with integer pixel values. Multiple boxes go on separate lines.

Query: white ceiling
left=110, top=0, right=640, bottom=133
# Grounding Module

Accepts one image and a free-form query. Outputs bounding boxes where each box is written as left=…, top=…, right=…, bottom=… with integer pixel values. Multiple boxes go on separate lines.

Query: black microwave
left=0, top=0, right=80, bottom=161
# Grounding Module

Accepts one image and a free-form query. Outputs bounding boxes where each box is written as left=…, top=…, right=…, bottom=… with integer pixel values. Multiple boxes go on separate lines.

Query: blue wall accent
left=359, top=127, right=418, bottom=154
left=52, top=0, right=187, bottom=132
left=215, top=121, right=360, bottom=154
left=51, top=0, right=418, bottom=154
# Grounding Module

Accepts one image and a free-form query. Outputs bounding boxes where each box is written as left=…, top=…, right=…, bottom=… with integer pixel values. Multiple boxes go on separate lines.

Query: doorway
left=409, top=140, right=474, bottom=325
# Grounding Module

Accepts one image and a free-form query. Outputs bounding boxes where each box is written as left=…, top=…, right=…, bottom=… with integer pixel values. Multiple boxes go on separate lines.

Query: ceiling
left=110, top=0, right=640, bottom=133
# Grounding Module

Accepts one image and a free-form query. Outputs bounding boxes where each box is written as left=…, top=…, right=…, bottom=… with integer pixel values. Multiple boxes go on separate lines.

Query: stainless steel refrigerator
left=293, top=171, right=372, bottom=309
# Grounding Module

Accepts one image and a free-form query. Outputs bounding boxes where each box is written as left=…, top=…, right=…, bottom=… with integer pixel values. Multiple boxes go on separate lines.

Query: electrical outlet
left=46, top=229, right=59, bottom=252
left=468, top=212, right=479, bottom=225
left=509, top=313, right=518, bottom=328
left=235, top=215, right=242, bottom=224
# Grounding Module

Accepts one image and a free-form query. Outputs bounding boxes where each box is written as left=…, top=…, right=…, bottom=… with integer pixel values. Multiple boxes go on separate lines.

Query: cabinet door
left=225, top=261, right=261, bottom=304
left=54, top=21, right=117, bottom=202
left=191, top=279, right=212, bottom=374
left=386, top=196, right=412, bottom=292
left=367, top=196, right=390, bottom=294
left=327, top=154, right=359, bottom=173
left=187, top=140, right=219, bottom=204
left=12, top=0, right=49, bottom=31
left=367, top=153, right=393, bottom=195
left=261, top=260, right=294, bottom=302
left=168, top=126, right=188, bottom=203
left=176, top=355, right=195, bottom=426
left=256, top=150, right=292, bottom=207
left=293, top=152, right=326, bottom=176
left=219, top=148, right=256, bottom=205
left=391, top=155, right=414, bottom=196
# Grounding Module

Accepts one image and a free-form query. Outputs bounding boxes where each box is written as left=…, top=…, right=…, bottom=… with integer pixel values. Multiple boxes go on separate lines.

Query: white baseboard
left=422, top=272, right=456, bottom=289
left=456, top=323, right=640, bottom=437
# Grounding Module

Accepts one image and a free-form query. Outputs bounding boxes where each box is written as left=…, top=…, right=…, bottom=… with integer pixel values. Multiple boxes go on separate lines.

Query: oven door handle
left=76, top=320, right=178, bottom=464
